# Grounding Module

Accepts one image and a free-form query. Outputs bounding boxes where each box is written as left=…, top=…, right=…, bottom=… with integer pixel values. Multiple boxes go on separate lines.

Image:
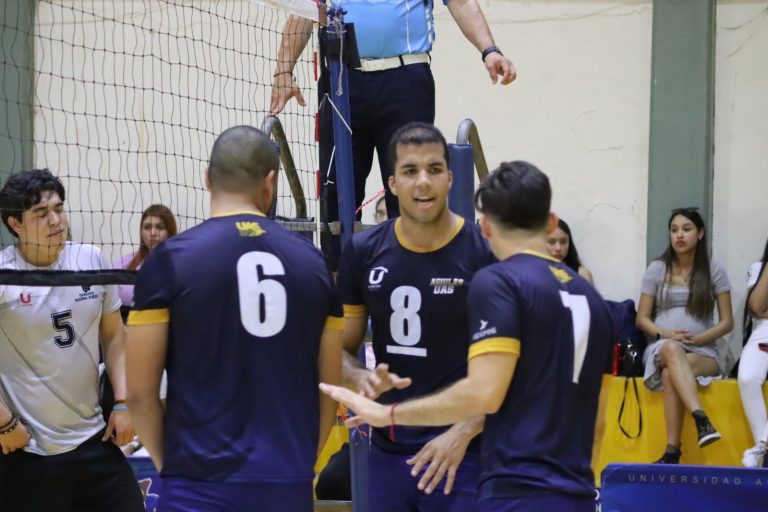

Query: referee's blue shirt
left=339, top=0, right=449, bottom=59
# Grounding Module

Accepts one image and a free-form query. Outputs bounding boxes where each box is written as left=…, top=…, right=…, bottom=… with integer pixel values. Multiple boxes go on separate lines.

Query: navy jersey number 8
left=387, top=286, right=426, bottom=357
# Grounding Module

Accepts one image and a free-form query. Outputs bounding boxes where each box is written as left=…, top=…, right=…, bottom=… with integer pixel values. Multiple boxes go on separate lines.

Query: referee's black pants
left=0, top=429, right=144, bottom=512
left=319, top=62, right=436, bottom=269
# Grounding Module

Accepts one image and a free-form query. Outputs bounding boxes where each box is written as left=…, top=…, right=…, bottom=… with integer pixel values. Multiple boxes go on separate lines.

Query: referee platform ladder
left=261, top=115, right=316, bottom=239
left=448, top=118, right=490, bottom=223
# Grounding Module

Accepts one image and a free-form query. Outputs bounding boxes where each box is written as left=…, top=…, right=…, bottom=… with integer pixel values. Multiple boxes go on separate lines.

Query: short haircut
left=386, top=122, right=450, bottom=174
left=207, top=125, right=279, bottom=192
left=0, top=169, right=66, bottom=237
left=474, top=161, right=551, bottom=231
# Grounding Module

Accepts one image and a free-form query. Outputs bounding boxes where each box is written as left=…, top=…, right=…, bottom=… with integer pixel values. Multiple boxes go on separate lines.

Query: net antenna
left=0, top=0, right=319, bottom=286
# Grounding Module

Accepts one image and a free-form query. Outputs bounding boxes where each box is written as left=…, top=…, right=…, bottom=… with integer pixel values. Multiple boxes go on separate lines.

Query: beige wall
left=713, top=1, right=768, bottom=355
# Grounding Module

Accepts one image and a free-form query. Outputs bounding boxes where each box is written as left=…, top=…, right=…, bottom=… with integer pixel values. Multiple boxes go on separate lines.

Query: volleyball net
left=0, top=0, right=319, bottom=283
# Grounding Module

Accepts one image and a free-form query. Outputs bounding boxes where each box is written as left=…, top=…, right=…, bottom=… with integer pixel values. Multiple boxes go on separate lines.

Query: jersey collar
left=211, top=210, right=266, bottom=219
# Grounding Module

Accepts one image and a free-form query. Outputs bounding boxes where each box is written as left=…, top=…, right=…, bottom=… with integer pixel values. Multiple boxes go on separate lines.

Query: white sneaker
left=742, top=442, right=767, bottom=468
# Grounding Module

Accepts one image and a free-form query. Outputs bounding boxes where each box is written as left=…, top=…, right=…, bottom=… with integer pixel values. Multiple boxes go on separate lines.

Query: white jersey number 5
left=559, top=291, right=591, bottom=383
left=237, top=251, right=287, bottom=337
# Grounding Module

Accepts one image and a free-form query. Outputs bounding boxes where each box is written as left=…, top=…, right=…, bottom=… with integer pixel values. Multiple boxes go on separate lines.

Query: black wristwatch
left=481, top=45, right=503, bottom=62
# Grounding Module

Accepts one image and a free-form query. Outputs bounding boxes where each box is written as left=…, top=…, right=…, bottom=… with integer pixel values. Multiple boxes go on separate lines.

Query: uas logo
left=368, top=266, right=388, bottom=289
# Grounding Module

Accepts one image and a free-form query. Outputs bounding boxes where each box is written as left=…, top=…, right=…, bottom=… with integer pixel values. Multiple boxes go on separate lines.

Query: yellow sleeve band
left=343, top=304, right=367, bottom=318
left=325, top=316, right=345, bottom=331
left=127, top=308, right=170, bottom=326
left=469, top=337, right=521, bottom=360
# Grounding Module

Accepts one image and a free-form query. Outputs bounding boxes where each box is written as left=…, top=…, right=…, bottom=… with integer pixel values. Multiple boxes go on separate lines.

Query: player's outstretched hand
left=407, top=426, right=473, bottom=495
left=103, top=409, right=136, bottom=447
left=319, top=383, right=389, bottom=428
left=358, top=363, right=412, bottom=399
left=0, top=421, right=30, bottom=454
left=484, top=53, right=516, bottom=85
left=269, top=73, right=306, bottom=115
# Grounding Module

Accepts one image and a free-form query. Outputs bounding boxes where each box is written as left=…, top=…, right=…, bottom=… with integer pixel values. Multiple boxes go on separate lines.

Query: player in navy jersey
left=324, top=160, right=612, bottom=512
left=125, top=126, right=343, bottom=512
left=336, top=122, right=495, bottom=512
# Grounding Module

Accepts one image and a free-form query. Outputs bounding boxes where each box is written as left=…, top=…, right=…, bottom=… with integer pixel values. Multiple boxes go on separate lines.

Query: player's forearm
left=449, top=414, right=485, bottom=441
left=130, top=398, right=165, bottom=471
left=0, top=402, right=13, bottom=424
left=274, top=15, right=314, bottom=74
left=394, top=378, right=489, bottom=427
left=102, top=326, right=128, bottom=400
left=318, top=394, right=337, bottom=460
left=448, top=0, right=495, bottom=53
left=341, top=349, right=368, bottom=390
left=317, top=328, right=342, bottom=457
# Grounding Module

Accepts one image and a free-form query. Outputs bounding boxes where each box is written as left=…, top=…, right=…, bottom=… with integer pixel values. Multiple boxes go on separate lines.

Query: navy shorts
left=158, top=476, right=313, bottom=512
left=474, top=493, right=596, bottom=512
left=367, top=441, right=480, bottom=512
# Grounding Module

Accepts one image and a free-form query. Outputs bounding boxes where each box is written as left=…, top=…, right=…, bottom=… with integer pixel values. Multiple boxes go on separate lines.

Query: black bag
left=606, top=299, right=647, bottom=377
left=618, top=373, right=643, bottom=439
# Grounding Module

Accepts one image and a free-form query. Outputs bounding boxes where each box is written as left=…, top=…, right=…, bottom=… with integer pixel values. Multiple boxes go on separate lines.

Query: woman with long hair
left=546, top=218, right=593, bottom=283
left=115, top=204, right=177, bottom=312
left=635, top=208, right=733, bottom=464
left=738, top=237, right=768, bottom=467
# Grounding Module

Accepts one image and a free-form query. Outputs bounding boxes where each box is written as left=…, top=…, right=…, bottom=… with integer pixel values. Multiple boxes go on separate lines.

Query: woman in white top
left=738, top=238, right=768, bottom=467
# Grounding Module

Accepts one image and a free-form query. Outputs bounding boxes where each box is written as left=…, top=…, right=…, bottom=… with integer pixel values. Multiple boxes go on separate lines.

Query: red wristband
left=389, top=403, right=398, bottom=442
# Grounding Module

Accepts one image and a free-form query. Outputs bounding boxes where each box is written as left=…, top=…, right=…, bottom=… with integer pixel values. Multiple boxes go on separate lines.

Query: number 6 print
left=237, top=251, right=287, bottom=337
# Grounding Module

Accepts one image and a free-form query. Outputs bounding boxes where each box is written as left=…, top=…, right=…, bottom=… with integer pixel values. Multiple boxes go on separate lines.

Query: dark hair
left=0, top=169, right=66, bottom=237
left=474, top=161, right=551, bottom=231
left=556, top=218, right=583, bottom=272
left=743, top=237, right=768, bottom=344
left=208, top=125, right=279, bottom=193
left=658, top=208, right=714, bottom=320
left=126, top=204, right=178, bottom=270
left=386, top=122, right=450, bottom=174
left=375, top=195, right=386, bottom=211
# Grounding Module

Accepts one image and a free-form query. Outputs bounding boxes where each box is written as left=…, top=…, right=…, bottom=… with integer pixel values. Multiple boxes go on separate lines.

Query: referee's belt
left=356, top=52, right=431, bottom=73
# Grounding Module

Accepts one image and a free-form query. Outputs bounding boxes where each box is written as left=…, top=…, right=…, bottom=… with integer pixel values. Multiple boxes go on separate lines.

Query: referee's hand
left=269, top=73, right=306, bottom=115
left=484, top=52, right=516, bottom=86
left=103, top=410, right=135, bottom=447
left=0, top=422, right=30, bottom=455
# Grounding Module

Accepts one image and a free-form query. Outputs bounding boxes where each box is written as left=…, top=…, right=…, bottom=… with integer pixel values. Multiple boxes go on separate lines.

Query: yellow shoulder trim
left=521, top=249, right=561, bottom=263
left=343, top=304, right=368, bottom=318
left=469, top=337, right=521, bottom=360
left=325, top=316, right=345, bottom=331
left=395, top=216, right=465, bottom=253
left=211, top=210, right=266, bottom=219
left=128, top=308, right=170, bottom=326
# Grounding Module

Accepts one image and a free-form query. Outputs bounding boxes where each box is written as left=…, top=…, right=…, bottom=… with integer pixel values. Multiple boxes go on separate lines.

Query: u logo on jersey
left=19, top=292, right=32, bottom=305
left=368, top=266, right=388, bottom=290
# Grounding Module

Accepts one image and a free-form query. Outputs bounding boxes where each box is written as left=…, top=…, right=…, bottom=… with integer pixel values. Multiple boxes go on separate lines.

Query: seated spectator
left=105, top=205, right=175, bottom=421
left=738, top=237, right=768, bottom=467
left=635, top=208, right=733, bottom=464
left=115, top=204, right=177, bottom=317
left=373, top=195, right=387, bottom=225
left=546, top=218, right=594, bottom=283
